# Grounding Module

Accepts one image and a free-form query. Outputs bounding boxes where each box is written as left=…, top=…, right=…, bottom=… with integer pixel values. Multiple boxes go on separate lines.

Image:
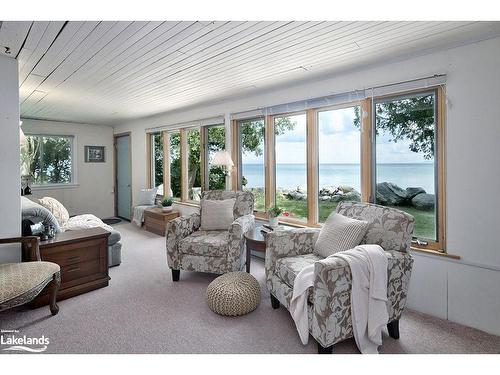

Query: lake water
left=242, top=163, right=435, bottom=193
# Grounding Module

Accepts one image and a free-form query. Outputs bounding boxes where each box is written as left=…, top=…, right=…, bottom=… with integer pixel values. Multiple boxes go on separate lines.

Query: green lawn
left=389, top=205, right=436, bottom=240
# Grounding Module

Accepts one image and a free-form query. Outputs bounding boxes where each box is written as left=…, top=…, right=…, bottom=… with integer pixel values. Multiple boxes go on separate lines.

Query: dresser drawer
left=61, top=259, right=101, bottom=283
left=41, top=239, right=103, bottom=266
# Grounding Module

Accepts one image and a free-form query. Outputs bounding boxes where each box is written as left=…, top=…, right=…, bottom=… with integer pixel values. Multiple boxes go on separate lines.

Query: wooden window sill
left=410, top=247, right=460, bottom=260
left=172, top=201, right=200, bottom=208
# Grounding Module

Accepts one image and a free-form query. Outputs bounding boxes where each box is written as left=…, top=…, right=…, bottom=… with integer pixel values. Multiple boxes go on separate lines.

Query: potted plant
left=267, top=205, right=283, bottom=228
left=161, top=197, right=174, bottom=212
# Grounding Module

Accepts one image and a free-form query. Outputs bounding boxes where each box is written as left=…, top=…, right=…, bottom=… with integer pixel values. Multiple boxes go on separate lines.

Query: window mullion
left=306, top=109, right=318, bottom=226
left=264, top=115, right=275, bottom=210
left=180, top=129, right=188, bottom=202
left=361, top=98, right=373, bottom=203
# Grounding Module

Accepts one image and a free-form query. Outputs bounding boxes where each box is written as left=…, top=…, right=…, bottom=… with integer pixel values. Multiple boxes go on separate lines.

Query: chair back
left=201, top=190, right=254, bottom=219
left=336, top=201, right=415, bottom=253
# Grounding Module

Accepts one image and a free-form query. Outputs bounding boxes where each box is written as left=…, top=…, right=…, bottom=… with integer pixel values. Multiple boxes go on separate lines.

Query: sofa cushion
left=0, top=262, right=60, bottom=304
left=275, top=253, right=323, bottom=288
left=200, top=198, right=235, bottom=231
left=38, top=197, right=70, bottom=228
left=179, top=230, right=229, bottom=257
left=314, top=212, right=368, bottom=258
left=136, top=187, right=158, bottom=206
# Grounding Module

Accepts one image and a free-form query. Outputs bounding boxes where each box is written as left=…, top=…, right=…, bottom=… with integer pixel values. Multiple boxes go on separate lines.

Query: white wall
left=0, top=55, right=21, bottom=263
left=114, top=37, right=500, bottom=335
left=22, top=119, right=115, bottom=219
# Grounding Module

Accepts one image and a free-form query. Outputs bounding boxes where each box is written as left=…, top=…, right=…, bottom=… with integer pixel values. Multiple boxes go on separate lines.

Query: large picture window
left=21, top=134, right=74, bottom=186
left=317, top=106, right=361, bottom=222
left=374, top=91, right=438, bottom=242
left=274, top=113, right=307, bottom=221
left=238, top=118, right=266, bottom=211
left=146, top=86, right=445, bottom=253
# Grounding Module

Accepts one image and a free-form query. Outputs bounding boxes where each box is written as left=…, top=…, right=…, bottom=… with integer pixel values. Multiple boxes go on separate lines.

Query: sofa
left=166, top=190, right=254, bottom=280
left=21, top=196, right=122, bottom=267
left=265, top=201, right=415, bottom=353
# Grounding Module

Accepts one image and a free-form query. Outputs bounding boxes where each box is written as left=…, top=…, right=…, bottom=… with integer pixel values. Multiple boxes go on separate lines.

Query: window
left=206, top=125, right=226, bottom=190
left=150, top=132, right=163, bottom=195
left=169, top=131, right=181, bottom=200
left=274, top=113, right=307, bottom=221
left=317, top=106, right=361, bottom=222
left=374, top=91, right=439, bottom=243
left=238, top=118, right=265, bottom=212
left=187, top=128, right=202, bottom=201
left=21, top=134, right=74, bottom=186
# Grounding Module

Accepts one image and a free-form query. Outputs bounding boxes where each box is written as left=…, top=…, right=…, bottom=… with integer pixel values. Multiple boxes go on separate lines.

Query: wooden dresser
left=23, top=227, right=110, bottom=307
left=144, top=208, right=179, bottom=236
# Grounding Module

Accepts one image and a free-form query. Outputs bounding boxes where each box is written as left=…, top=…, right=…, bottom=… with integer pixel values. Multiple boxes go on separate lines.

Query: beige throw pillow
left=314, top=212, right=369, bottom=258
left=38, top=197, right=70, bottom=228
left=200, top=198, right=236, bottom=231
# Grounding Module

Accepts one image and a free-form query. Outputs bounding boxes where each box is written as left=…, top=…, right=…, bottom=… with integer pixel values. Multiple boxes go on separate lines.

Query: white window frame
left=24, top=133, right=77, bottom=189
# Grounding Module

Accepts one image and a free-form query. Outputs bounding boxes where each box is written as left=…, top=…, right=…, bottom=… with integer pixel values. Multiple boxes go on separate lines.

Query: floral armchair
left=166, top=190, right=254, bottom=281
left=265, top=201, right=415, bottom=354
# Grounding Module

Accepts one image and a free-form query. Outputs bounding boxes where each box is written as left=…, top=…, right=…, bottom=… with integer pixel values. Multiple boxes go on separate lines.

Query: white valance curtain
left=146, top=115, right=224, bottom=133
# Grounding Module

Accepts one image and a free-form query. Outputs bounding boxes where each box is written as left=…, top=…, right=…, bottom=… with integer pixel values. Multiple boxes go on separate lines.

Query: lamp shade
left=211, top=150, right=234, bottom=167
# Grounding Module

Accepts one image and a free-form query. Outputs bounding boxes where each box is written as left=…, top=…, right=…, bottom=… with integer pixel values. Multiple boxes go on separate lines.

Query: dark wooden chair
left=0, top=236, right=60, bottom=315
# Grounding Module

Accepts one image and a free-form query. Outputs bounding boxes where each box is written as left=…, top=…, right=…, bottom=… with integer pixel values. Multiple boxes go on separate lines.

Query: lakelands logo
left=1, top=329, right=49, bottom=353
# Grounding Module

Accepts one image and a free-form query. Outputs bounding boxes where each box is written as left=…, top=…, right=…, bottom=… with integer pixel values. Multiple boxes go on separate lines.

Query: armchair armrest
left=227, top=214, right=255, bottom=270
left=0, top=236, right=41, bottom=261
left=265, top=227, right=319, bottom=268
left=310, top=250, right=414, bottom=347
left=165, top=213, right=201, bottom=269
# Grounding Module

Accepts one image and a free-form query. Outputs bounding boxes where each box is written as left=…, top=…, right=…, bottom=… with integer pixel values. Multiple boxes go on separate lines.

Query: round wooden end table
left=244, top=226, right=267, bottom=273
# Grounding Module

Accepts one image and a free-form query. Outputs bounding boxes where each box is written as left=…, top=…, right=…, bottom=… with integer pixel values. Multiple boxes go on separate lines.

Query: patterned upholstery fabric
left=276, top=253, right=322, bottom=288
left=166, top=190, right=255, bottom=275
left=336, top=201, right=415, bottom=253
left=0, top=262, right=60, bottom=307
left=265, top=202, right=414, bottom=348
left=179, top=230, right=229, bottom=257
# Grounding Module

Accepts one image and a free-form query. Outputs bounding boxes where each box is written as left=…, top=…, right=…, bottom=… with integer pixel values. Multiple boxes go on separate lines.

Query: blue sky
left=242, top=106, right=431, bottom=164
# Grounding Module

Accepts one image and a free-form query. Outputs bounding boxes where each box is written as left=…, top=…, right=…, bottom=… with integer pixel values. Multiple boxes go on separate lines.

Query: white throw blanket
left=132, top=205, right=156, bottom=227
left=64, top=214, right=114, bottom=232
left=290, top=244, right=389, bottom=354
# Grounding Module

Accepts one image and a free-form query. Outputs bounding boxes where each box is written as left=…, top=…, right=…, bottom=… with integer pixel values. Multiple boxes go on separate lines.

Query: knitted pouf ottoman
left=206, top=271, right=261, bottom=316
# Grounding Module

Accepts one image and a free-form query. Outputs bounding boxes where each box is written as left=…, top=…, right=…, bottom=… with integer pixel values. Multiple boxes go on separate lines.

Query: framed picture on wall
left=85, top=146, right=105, bottom=162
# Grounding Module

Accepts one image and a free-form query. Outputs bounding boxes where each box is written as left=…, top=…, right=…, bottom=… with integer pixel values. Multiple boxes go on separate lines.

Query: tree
left=153, top=133, right=163, bottom=187
left=21, top=136, right=72, bottom=184
left=354, top=94, right=435, bottom=159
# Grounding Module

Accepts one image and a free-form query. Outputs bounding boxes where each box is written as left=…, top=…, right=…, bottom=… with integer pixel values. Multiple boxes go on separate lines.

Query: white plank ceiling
left=1, top=21, right=500, bottom=125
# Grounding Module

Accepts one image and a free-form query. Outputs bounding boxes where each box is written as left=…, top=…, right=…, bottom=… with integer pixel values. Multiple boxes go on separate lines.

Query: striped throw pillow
left=314, top=212, right=369, bottom=258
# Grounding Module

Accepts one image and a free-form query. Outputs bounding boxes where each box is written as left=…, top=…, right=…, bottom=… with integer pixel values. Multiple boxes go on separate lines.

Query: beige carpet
left=1, top=222, right=499, bottom=354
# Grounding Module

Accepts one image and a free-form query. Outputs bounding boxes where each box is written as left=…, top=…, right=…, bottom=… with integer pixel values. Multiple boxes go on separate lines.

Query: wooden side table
left=144, top=208, right=180, bottom=236
left=244, top=226, right=267, bottom=273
